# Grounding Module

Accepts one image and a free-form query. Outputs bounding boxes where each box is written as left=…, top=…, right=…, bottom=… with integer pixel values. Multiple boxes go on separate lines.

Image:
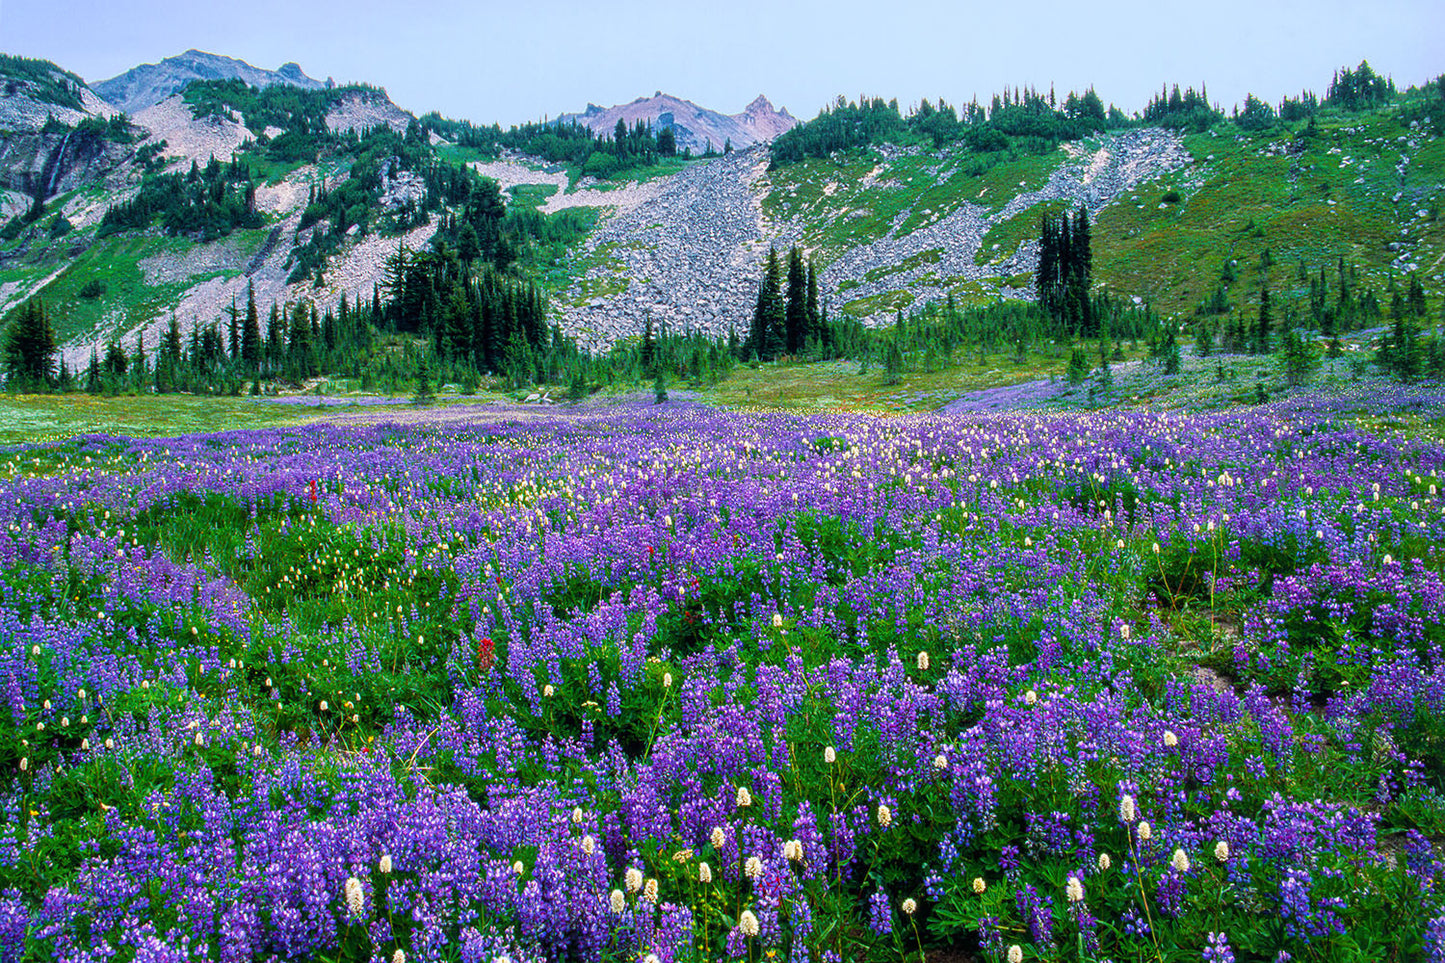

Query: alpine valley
left=1, top=49, right=1441, bottom=403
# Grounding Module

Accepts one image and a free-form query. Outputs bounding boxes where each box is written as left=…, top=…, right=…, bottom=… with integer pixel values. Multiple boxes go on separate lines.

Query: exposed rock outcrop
left=0, top=127, right=131, bottom=201
left=93, top=49, right=326, bottom=116
left=555, top=92, right=797, bottom=155
left=550, top=129, right=1194, bottom=345
left=0, top=64, right=116, bottom=132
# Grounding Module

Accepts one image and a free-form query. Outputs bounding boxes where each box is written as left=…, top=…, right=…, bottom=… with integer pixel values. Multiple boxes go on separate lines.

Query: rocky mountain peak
left=93, top=50, right=325, bottom=116
left=554, top=92, right=799, bottom=154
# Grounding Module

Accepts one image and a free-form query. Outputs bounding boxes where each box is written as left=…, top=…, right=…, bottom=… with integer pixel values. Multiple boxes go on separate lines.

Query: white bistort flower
left=344, top=876, right=365, bottom=918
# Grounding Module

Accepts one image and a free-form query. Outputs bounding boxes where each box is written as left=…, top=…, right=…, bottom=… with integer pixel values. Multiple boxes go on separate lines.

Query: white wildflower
left=344, top=876, right=365, bottom=918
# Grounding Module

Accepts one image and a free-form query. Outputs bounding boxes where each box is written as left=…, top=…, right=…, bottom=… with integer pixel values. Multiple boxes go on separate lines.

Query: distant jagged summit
left=92, top=49, right=327, bottom=115
left=555, top=92, right=797, bottom=153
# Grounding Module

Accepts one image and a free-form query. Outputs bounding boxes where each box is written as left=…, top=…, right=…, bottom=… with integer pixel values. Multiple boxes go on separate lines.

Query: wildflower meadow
left=3, top=391, right=1445, bottom=962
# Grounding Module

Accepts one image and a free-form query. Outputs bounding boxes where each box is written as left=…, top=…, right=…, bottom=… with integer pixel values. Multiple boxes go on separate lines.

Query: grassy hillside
left=1095, top=111, right=1442, bottom=316
left=763, top=104, right=1443, bottom=324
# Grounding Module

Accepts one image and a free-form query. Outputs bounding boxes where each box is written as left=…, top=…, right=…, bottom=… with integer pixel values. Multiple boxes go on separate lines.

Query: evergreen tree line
left=769, top=87, right=1121, bottom=168
left=745, top=245, right=829, bottom=360
left=0, top=54, right=88, bottom=111
left=771, top=62, right=1420, bottom=169
left=739, top=241, right=1160, bottom=378
left=418, top=114, right=684, bottom=178
left=1185, top=258, right=1445, bottom=384
left=98, top=155, right=262, bottom=242
left=184, top=79, right=388, bottom=165
left=1035, top=207, right=1094, bottom=335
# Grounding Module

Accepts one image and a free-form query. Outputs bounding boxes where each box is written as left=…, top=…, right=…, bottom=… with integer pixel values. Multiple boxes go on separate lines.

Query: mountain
left=1, top=53, right=1440, bottom=381
left=0, top=54, right=118, bottom=131
left=92, top=49, right=327, bottom=116
left=555, top=92, right=797, bottom=154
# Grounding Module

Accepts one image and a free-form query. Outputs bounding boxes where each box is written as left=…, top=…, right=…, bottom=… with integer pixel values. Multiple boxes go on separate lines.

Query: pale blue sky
left=1, top=0, right=1440, bottom=126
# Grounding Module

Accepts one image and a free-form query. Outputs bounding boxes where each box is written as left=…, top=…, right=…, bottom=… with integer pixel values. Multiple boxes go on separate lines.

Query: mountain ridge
left=555, top=91, right=797, bottom=154
left=92, top=49, right=327, bottom=115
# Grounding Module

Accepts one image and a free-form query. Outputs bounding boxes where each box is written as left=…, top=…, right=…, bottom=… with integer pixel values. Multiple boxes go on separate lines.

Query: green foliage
left=1142, top=83, right=1223, bottom=132
left=1280, top=329, right=1320, bottom=387
left=771, top=86, right=1114, bottom=168
left=3, top=298, right=58, bottom=390
left=1326, top=60, right=1396, bottom=111
left=183, top=79, right=385, bottom=162
left=99, top=156, right=262, bottom=242
left=412, top=350, right=436, bottom=404
left=0, top=54, right=87, bottom=110
left=419, top=112, right=677, bottom=181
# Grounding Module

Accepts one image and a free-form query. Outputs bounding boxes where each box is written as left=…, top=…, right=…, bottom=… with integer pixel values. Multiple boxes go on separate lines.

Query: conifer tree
left=749, top=247, right=785, bottom=360
left=412, top=349, right=436, bottom=404
left=241, top=283, right=261, bottom=372
left=3, top=298, right=57, bottom=389
left=228, top=297, right=240, bottom=360
left=784, top=246, right=808, bottom=355
left=1256, top=284, right=1272, bottom=355
left=805, top=258, right=821, bottom=351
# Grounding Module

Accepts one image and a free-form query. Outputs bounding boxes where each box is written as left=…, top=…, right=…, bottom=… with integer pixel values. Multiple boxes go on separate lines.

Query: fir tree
left=412, top=349, right=436, bottom=404
left=1255, top=284, right=1272, bottom=354
left=750, top=247, right=785, bottom=360
left=2, top=298, right=57, bottom=389
left=784, top=246, right=808, bottom=355
left=805, top=257, right=821, bottom=351
left=1280, top=329, right=1319, bottom=387
left=227, top=297, right=240, bottom=360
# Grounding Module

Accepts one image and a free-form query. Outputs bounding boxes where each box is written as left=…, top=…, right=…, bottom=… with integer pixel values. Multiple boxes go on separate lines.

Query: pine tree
left=242, top=279, right=262, bottom=368
left=750, top=247, right=785, bottom=360
left=228, top=297, right=240, bottom=360
left=805, top=258, right=821, bottom=351
left=1281, top=329, right=1319, bottom=387
left=161, top=313, right=183, bottom=391
left=412, top=349, right=436, bottom=404
left=641, top=315, right=656, bottom=368
left=784, top=246, right=807, bottom=355
left=2, top=299, right=57, bottom=389
left=1071, top=206, right=1093, bottom=333
left=1255, top=285, right=1272, bottom=354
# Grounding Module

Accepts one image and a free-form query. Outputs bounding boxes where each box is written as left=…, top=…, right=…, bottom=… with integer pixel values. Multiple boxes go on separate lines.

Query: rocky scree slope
left=546, top=129, right=1192, bottom=346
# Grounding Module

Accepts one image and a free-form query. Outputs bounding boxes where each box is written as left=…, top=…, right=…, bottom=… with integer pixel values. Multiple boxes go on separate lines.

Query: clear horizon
left=0, top=0, right=1441, bottom=127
